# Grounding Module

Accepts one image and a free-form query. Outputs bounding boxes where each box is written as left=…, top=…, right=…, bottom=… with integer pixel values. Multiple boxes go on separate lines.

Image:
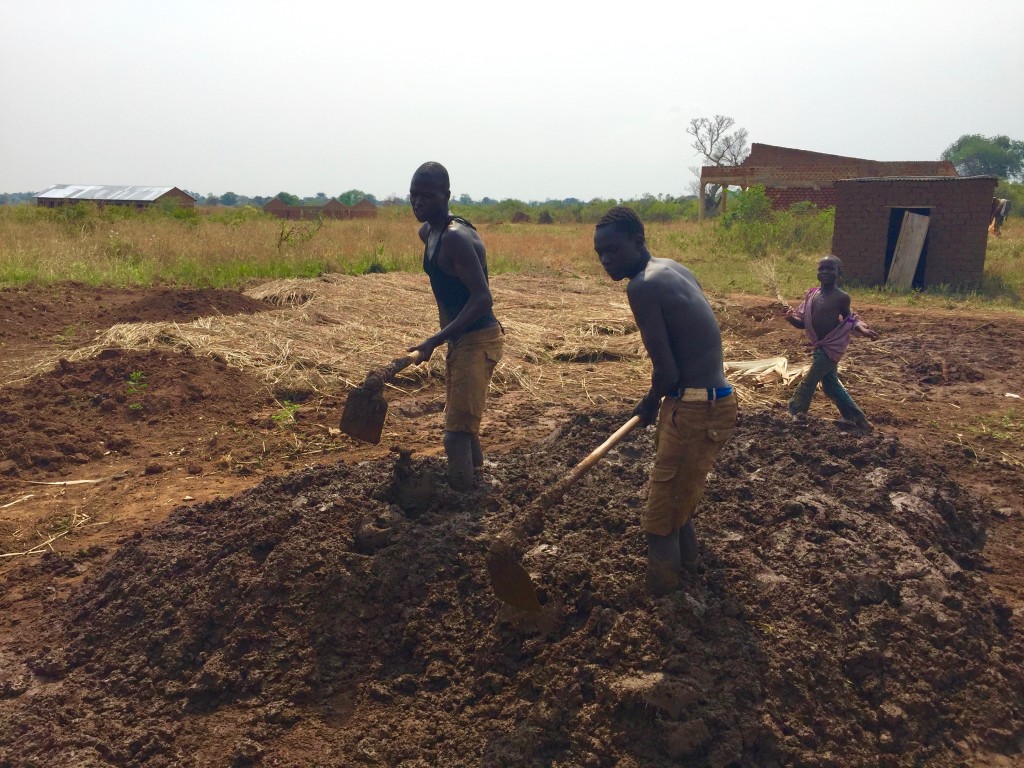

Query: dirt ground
left=0, top=278, right=1022, bottom=767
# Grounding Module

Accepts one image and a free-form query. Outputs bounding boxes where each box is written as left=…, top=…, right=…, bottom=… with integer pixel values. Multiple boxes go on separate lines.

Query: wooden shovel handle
left=363, top=350, right=426, bottom=389
left=540, top=415, right=643, bottom=508
left=493, top=415, right=643, bottom=554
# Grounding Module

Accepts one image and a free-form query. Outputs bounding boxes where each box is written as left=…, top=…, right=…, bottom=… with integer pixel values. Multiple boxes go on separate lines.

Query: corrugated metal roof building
left=35, top=185, right=195, bottom=209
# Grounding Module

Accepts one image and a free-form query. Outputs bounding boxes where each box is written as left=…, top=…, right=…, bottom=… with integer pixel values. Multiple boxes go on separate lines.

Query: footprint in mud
left=388, top=447, right=438, bottom=515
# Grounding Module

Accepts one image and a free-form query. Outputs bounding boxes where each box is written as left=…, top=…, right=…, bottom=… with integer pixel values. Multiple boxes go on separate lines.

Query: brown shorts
left=643, top=393, right=738, bottom=536
left=445, top=325, right=503, bottom=434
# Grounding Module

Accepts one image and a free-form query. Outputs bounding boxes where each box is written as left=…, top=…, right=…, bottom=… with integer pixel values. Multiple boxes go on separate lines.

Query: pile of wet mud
left=102, top=289, right=270, bottom=326
left=1, top=409, right=1021, bottom=766
left=905, top=352, right=985, bottom=385
left=0, top=285, right=270, bottom=342
left=0, top=348, right=270, bottom=475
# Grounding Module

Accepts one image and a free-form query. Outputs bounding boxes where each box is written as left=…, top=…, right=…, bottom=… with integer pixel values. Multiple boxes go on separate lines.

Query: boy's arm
left=627, top=281, right=679, bottom=426
left=853, top=320, right=879, bottom=340
left=841, top=292, right=880, bottom=340
left=783, top=288, right=811, bottom=329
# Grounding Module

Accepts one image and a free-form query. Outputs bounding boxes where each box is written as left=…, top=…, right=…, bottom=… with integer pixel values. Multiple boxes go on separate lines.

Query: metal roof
left=35, top=185, right=192, bottom=202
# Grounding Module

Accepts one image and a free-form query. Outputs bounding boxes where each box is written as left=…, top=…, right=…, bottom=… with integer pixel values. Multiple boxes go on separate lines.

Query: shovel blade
left=486, top=543, right=543, bottom=612
left=340, top=385, right=389, bottom=444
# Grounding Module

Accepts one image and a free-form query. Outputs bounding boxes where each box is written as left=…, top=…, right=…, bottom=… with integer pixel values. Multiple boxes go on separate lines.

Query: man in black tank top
left=408, top=162, right=504, bottom=491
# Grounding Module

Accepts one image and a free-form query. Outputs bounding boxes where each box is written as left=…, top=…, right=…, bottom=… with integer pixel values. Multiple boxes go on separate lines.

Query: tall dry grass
left=0, top=204, right=1021, bottom=310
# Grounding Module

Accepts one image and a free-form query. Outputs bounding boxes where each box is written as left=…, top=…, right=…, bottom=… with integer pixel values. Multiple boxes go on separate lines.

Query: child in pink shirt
left=784, top=255, right=879, bottom=430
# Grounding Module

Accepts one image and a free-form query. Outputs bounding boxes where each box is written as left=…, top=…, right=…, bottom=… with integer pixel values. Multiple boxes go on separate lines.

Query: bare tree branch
left=687, top=115, right=750, bottom=215
left=687, top=115, right=750, bottom=167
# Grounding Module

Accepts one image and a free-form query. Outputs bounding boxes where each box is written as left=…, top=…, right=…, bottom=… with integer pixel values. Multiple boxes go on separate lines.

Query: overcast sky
left=3, top=0, right=1022, bottom=201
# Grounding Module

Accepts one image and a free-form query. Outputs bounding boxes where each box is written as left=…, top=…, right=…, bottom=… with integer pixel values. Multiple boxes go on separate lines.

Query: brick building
left=35, top=185, right=195, bottom=209
left=699, top=144, right=957, bottom=218
left=263, top=197, right=377, bottom=220
left=831, top=176, right=997, bottom=288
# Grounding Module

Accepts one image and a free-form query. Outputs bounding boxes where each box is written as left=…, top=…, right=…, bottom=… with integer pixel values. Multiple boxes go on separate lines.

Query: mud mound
left=0, top=348, right=270, bottom=475
left=0, top=285, right=269, bottom=343
left=102, top=288, right=270, bottom=325
left=0, top=283, right=113, bottom=341
left=1, top=410, right=1021, bottom=766
left=906, top=352, right=985, bottom=385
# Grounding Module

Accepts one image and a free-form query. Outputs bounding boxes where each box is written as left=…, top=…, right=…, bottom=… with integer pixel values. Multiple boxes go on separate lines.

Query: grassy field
left=0, top=203, right=1021, bottom=311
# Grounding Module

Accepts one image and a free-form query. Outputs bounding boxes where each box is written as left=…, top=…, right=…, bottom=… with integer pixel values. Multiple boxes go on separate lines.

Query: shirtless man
left=408, top=162, right=503, bottom=491
left=594, top=206, right=737, bottom=596
left=784, top=254, right=879, bottom=430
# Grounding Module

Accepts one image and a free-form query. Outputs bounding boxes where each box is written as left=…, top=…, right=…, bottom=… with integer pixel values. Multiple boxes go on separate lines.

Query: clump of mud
left=102, top=288, right=271, bottom=326
left=1, top=409, right=1021, bottom=766
left=0, top=349, right=269, bottom=475
left=906, top=352, right=985, bottom=385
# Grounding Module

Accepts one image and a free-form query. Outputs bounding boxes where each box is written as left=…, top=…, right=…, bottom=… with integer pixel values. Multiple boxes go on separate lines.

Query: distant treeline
left=1, top=189, right=701, bottom=223
left=6, top=181, right=1022, bottom=222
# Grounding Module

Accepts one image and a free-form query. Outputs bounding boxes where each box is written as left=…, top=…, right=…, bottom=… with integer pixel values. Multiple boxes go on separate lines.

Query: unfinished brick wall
left=831, top=176, right=997, bottom=287
left=766, top=188, right=837, bottom=209
left=263, top=198, right=377, bottom=220
left=702, top=144, right=957, bottom=211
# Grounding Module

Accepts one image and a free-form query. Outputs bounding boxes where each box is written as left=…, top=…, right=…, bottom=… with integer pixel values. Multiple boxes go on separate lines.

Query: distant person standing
left=408, top=162, right=503, bottom=491
left=784, top=255, right=879, bottom=430
left=594, top=206, right=737, bottom=596
left=990, top=198, right=1011, bottom=237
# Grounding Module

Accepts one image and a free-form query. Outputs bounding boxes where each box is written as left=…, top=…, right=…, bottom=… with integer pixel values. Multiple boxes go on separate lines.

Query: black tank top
left=423, top=215, right=498, bottom=334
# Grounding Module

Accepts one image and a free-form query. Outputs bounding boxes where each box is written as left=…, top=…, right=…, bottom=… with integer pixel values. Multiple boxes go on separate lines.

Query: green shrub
left=717, top=186, right=834, bottom=257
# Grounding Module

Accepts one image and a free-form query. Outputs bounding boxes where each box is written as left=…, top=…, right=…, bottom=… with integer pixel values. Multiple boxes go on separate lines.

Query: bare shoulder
left=417, top=222, right=430, bottom=243
left=445, top=219, right=474, bottom=238
left=625, top=267, right=656, bottom=298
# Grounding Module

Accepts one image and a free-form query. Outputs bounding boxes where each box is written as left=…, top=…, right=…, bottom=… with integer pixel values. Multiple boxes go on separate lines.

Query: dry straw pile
left=11, top=274, right=785, bottom=408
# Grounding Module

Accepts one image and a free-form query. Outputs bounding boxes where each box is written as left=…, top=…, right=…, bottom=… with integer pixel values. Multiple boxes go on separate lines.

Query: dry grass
left=0, top=206, right=606, bottom=285
left=4, top=273, right=784, bottom=410
left=2, top=205, right=1021, bottom=311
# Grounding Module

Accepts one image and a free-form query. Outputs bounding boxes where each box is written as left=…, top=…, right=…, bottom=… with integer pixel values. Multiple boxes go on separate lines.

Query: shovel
left=340, top=349, right=425, bottom=444
left=486, top=414, right=642, bottom=611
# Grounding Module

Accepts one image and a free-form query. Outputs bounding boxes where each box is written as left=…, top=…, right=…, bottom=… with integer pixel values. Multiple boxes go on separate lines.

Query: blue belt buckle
left=710, top=385, right=733, bottom=401
left=670, top=385, right=732, bottom=401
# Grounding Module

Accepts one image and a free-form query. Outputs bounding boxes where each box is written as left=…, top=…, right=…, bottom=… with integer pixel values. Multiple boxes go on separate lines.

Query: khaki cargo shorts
left=643, top=393, right=738, bottom=536
left=445, top=325, right=504, bottom=434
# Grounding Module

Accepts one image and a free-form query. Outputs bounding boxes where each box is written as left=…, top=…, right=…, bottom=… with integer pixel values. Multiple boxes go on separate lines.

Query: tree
left=687, top=115, right=750, bottom=214
left=337, top=189, right=371, bottom=206
left=205, top=193, right=221, bottom=206
left=220, top=191, right=239, bottom=207
left=688, top=115, right=750, bottom=166
left=941, top=134, right=1024, bottom=181
left=275, top=191, right=301, bottom=205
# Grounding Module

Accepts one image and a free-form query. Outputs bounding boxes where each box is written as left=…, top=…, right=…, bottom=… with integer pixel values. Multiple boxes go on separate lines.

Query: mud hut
left=831, top=175, right=998, bottom=289
left=698, top=144, right=956, bottom=219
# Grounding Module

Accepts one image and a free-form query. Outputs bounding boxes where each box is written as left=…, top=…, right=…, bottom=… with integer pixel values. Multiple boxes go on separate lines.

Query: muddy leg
left=679, top=521, right=699, bottom=573
left=789, top=349, right=831, bottom=416
left=646, top=530, right=681, bottom=596
left=444, top=431, right=474, bottom=491
left=471, top=434, right=483, bottom=468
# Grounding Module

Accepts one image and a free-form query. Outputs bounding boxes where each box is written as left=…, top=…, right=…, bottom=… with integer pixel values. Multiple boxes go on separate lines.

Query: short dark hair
left=596, top=205, right=645, bottom=243
left=413, top=161, right=450, bottom=190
